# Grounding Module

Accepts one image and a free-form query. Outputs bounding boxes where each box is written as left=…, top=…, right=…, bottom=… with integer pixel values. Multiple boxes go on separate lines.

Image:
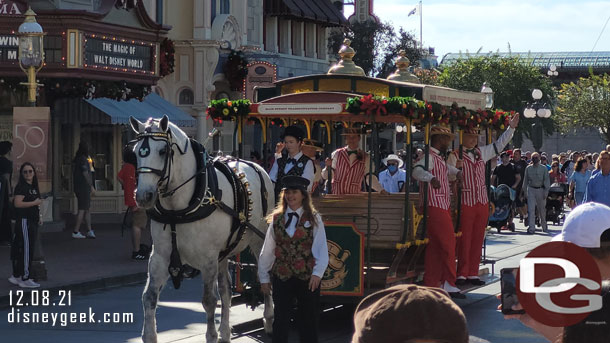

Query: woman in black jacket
left=8, top=162, right=42, bottom=288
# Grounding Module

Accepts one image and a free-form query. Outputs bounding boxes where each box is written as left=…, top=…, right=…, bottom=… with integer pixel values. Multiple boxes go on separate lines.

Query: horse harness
left=133, top=128, right=268, bottom=289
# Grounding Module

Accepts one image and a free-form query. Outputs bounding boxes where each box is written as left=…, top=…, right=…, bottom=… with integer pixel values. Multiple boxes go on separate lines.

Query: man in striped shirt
left=412, top=125, right=464, bottom=298
left=449, top=114, right=519, bottom=286
left=322, top=128, right=387, bottom=195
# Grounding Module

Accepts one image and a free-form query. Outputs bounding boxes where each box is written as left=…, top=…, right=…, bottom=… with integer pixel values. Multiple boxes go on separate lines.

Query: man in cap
left=523, top=151, right=551, bottom=234
left=412, top=125, right=464, bottom=298
left=449, top=113, right=519, bottom=286
left=322, top=127, right=386, bottom=195
left=503, top=202, right=610, bottom=342
left=269, top=125, right=315, bottom=199
left=378, top=154, right=407, bottom=193
left=352, top=284, right=469, bottom=343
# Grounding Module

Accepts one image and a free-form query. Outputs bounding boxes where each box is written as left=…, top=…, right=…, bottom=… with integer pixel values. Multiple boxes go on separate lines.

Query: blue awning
left=85, top=93, right=196, bottom=127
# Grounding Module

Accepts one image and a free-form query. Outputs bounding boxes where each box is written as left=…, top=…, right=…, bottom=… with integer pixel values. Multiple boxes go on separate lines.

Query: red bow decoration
left=359, top=94, right=388, bottom=116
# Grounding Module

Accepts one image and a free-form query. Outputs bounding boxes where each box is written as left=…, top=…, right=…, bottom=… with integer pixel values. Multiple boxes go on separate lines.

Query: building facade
left=145, top=0, right=346, bottom=155
left=0, top=0, right=195, bottom=221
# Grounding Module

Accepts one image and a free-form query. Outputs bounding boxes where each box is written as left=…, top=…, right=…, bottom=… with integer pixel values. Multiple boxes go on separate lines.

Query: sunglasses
left=22, top=169, right=34, bottom=175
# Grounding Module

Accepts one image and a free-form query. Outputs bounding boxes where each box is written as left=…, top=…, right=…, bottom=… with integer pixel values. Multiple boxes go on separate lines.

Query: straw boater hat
left=429, top=125, right=455, bottom=139
left=341, top=127, right=368, bottom=136
left=303, top=138, right=324, bottom=152
left=382, top=154, right=404, bottom=168
left=462, top=127, right=481, bottom=136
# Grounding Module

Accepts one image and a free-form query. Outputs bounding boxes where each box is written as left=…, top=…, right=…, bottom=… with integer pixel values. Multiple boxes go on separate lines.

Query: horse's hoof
left=263, top=319, right=273, bottom=334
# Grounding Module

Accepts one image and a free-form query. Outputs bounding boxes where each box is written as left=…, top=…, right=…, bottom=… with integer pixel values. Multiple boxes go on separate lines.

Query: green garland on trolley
left=204, top=94, right=513, bottom=131
left=206, top=98, right=251, bottom=121
left=346, top=94, right=513, bottom=131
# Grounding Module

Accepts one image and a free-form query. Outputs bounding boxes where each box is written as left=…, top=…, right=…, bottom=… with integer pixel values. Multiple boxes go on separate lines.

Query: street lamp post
left=523, top=88, right=552, bottom=152
left=16, top=7, right=48, bottom=281
left=481, top=82, right=494, bottom=109
left=17, top=7, right=45, bottom=107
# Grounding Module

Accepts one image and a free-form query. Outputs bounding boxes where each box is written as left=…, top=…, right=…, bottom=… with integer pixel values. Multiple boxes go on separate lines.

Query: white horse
left=130, top=115, right=274, bottom=343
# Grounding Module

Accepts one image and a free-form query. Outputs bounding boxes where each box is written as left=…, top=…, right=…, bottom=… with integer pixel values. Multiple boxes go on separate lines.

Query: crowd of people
left=489, top=146, right=610, bottom=234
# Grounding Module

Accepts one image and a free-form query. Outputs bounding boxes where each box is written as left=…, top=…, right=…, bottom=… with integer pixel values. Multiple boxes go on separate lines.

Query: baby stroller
left=488, top=184, right=516, bottom=233
left=546, top=183, right=567, bottom=226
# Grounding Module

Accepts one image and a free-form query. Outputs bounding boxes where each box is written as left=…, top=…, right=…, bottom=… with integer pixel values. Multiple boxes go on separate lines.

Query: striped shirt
left=332, top=148, right=367, bottom=195
left=461, top=149, right=488, bottom=206
left=412, top=148, right=452, bottom=210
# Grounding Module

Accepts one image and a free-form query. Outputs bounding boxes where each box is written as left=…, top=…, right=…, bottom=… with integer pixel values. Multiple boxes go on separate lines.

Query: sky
left=344, top=0, right=610, bottom=62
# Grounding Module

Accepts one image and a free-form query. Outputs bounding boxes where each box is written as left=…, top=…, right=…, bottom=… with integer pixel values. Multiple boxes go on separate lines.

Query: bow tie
left=347, top=150, right=359, bottom=156
left=286, top=212, right=299, bottom=227
left=287, top=158, right=297, bottom=165
left=465, top=148, right=477, bottom=155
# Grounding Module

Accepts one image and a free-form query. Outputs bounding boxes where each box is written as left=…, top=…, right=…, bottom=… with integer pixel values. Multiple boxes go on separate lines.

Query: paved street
left=1, top=217, right=561, bottom=343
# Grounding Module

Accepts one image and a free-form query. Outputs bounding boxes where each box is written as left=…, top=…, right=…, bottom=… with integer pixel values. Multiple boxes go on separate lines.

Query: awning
left=85, top=93, right=196, bottom=127
left=265, top=0, right=347, bottom=27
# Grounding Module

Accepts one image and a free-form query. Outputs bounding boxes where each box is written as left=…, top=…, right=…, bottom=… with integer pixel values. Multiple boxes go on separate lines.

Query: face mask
left=388, top=165, right=398, bottom=173
left=532, top=157, right=540, bottom=164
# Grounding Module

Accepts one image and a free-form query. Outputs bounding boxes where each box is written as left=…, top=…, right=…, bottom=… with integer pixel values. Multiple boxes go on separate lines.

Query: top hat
left=303, top=138, right=324, bottom=152
left=281, top=175, right=310, bottom=191
left=429, top=125, right=455, bottom=139
left=281, top=125, right=305, bottom=141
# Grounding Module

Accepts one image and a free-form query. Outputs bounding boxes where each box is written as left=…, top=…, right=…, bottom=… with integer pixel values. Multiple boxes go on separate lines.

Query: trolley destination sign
left=84, top=37, right=153, bottom=72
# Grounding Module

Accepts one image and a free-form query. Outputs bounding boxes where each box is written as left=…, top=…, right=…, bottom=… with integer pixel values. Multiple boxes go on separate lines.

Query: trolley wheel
left=508, top=222, right=515, bottom=232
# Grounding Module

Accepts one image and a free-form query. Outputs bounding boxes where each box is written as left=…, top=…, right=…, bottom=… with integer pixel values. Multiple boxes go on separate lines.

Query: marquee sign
left=0, top=0, right=24, bottom=16
left=84, top=35, right=155, bottom=74
left=0, top=34, right=17, bottom=62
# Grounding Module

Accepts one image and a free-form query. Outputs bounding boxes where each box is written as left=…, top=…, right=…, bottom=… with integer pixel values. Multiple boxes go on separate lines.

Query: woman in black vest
left=258, top=175, right=329, bottom=343
left=269, top=126, right=315, bottom=199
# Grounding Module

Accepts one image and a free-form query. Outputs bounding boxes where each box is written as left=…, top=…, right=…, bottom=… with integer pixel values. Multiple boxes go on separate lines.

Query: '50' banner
left=12, top=107, right=50, bottom=190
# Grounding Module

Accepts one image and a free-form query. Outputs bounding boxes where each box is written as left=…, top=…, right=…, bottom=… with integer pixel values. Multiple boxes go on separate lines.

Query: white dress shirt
left=269, top=151, right=315, bottom=192
left=412, top=147, right=461, bottom=182
left=379, top=168, right=407, bottom=193
left=258, top=207, right=329, bottom=283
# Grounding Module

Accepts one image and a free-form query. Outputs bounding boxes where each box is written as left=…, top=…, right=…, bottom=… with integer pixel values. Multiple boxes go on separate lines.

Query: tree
left=556, top=73, right=610, bottom=143
left=438, top=55, right=555, bottom=147
left=328, top=21, right=423, bottom=77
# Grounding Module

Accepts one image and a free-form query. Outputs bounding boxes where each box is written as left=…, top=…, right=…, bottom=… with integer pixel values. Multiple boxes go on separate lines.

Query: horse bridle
left=132, top=128, right=175, bottom=196
left=132, top=127, right=207, bottom=199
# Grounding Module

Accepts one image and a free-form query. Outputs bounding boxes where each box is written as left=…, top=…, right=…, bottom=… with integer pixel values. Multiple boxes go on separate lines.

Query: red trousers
left=457, top=202, right=489, bottom=278
left=423, top=206, right=457, bottom=288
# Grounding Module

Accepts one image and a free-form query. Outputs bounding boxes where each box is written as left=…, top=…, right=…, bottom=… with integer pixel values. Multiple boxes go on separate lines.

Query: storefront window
left=81, top=125, right=114, bottom=191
